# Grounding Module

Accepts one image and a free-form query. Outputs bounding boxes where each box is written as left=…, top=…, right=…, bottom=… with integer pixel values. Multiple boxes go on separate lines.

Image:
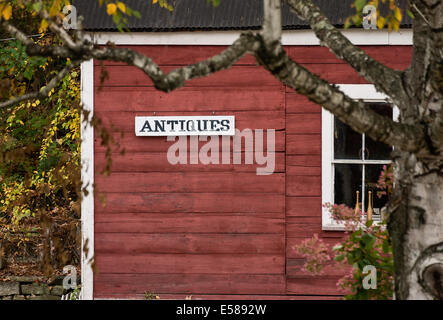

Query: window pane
left=365, top=164, right=389, bottom=219
left=365, top=103, right=393, bottom=160
left=334, top=118, right=362, bottom=160
left=334, top=164, right=362, bottom=208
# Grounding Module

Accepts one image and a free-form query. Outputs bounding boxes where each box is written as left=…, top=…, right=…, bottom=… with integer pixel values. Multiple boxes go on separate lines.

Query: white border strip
left=90, top=29, right=412, bottom=46
left=80, top=59, right=94, bottom=300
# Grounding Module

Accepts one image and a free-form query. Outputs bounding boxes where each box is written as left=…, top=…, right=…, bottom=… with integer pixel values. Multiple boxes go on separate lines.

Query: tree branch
left=284, top=0, right=410, bottom=109
left=0, top=61, right=80, bottom=109
left=254, top=37, right=426, bottom=153
left=1, top=10, right=429, bottom=154
left=89, top=33, right=260, bottom=92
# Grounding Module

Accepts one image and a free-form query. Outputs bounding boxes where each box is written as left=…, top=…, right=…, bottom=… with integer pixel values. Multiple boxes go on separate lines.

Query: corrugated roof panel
left=73, top=0, right=411, bottom=31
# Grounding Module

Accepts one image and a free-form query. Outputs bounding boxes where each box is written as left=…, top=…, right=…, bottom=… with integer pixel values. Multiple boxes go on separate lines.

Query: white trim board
left=89, top=29, right=412, bottom=46
left=80, top=59, right=94, bottom=300
left=321, top=84, right=394, bottom=231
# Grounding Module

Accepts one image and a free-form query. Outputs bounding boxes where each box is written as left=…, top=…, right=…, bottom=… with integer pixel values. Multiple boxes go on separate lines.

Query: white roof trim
left=89, top=29, right=412, bottom=46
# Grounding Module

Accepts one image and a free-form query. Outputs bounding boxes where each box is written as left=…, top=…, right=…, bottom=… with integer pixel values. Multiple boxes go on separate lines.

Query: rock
left=0, top=282, right=20, bottom=295
left=1, top=296, right=13, bottom=300
left=50, top=285, right=65, bottom=296
left=48, top=276, right=65, bottom=286
left=13, top=295, right=26, bottom=300
left=28, top=295, right=60, bottom=300
left=21, top=284, right=50, bottom=295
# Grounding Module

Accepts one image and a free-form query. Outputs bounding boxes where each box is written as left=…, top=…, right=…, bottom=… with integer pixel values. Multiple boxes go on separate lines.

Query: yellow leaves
left=153, top=0, right=158, bottom=3
left=107, top=3, right=117, bottom=15
left=107, top=2, right=127, bottom=15
left=1, top=4, right=12, bottom=20
left=377, top=16, right=385, bottom=30
left=117, top=2, right=126, bottom=13
left=394, top=7, right=402, bottom=22
left=39, top=19, right=49, bottom=33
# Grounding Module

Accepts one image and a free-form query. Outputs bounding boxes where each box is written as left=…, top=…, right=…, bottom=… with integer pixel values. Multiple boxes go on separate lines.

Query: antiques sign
left=135, top=116, right=235, bottom=136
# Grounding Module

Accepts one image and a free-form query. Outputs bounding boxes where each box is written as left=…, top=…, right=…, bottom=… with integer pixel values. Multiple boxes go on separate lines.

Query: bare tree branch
left=253, top=37, right=426, bottom=153
left=284, top=0, right=410, bottom=109
left=0, top=4, right=429, bottom=154
left=89, top=33, right=260, bottom=92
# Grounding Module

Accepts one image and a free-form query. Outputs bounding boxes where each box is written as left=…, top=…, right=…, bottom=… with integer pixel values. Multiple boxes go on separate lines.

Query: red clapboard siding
left=95, top=152, right=285, bottom=173
left=95, top=193, right=284, bottom=214
left=95, top=214, right=285, bottom=234
left=286, top=197, right=322, bottom=217
left=284, top=64, right=367, bottom=88
left=94, top=274, right=285, bottom=295
left=286, top=154, right=321, bottom=175
left=95, top=110, right=285, bottom=132
left=94, top=87, right=284, bottom=112
left=95, top=254, right=285, bottom=274
left=93, top=293, right=341, bottom=300
left=287, top=46, right=412, bottom=69
left=287, top=165, right=320, bottom=176
left=95, top=172, right=285, bottom=194
left=286, top=175, right=321, bottom=196
left=360, top=46, right=412, bottom=69
left=286, top=93, right=322, bottom=114
left=90, top=45, right=417, bottom=299
left=94, top=131, right=286, bottom=153
left=286, top=114, right=321, bottom=134
left=286, top=277, right=345, bottom=295
left=95, top=65, right=282, bottom=87
left=287, top=155, right=321, bottom=167
left=286, top=135, right=321, bottom=155
left=286, top=217, right=322, bottom=237
left=95, top=233, right=284, bottom=254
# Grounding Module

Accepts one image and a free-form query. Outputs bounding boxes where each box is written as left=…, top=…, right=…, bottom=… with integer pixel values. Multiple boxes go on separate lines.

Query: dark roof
left=74, top=0, right=412, bottom=32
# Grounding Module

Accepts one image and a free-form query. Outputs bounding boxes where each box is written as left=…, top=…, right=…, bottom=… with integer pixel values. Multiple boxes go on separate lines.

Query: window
left=322, top=85, right=398, bottom=230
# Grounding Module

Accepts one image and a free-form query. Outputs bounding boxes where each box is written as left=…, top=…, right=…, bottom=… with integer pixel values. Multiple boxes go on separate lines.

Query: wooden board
left=286, top=197, right=322, bottom=217
left=95, top=233, right=284, bottom=254
left=95, top=193, right=285, bottom=214
left=95, top=214, right=285, bottom=234
left=286, top=135, right=321, bottom=155
left=94, top=87, right=284, bottom=112
left=95, top=172, right=285, bottom=194
left=95, top=254, right=285, bottom=274
left=94, top=273, right=285, bottom=295
left=95, top=152, right=285, bottom=173
left=286, top=175, right=321, bottom=197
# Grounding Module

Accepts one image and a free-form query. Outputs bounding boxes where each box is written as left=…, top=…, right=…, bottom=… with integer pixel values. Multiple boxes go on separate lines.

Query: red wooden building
left=77, top=0, right=413, bottom=299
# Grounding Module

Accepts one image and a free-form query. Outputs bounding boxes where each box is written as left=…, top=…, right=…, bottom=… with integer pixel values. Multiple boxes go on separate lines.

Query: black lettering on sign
left=140, top=120, right=153, bottom=132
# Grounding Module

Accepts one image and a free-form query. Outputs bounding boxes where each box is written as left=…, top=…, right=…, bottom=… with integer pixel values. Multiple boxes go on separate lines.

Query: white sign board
left=135, top=116, right=235, bottom=136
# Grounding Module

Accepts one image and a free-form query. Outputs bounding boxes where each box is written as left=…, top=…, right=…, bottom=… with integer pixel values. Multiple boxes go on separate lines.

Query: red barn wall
left=93, top=45, right=412, bottom=299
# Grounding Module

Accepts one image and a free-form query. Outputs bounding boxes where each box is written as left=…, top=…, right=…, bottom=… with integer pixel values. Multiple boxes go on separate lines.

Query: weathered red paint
left=93, top=45, right=412, bottom=299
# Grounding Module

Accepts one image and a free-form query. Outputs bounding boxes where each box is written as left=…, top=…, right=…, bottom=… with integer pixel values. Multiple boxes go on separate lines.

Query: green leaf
left=354, top=0, right=367, bottom=12
left=334, top=254, right=345, bottom=262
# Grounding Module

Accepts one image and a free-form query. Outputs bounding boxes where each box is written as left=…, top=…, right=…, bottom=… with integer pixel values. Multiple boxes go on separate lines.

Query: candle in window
left=355, top=190, right=360, bottom=214
left=367, top=191, right=373, bottom=221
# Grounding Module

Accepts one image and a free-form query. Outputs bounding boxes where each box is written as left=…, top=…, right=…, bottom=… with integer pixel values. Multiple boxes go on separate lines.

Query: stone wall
left=0, top=276, right=66, bottom=300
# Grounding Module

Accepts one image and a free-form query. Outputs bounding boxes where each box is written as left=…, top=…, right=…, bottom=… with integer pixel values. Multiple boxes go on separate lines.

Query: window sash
left=322, top=84, right=397, bottom=231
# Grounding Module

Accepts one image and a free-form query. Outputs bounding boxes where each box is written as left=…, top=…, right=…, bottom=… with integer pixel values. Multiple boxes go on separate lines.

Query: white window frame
left=322, top=84, right=399, bottom=231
